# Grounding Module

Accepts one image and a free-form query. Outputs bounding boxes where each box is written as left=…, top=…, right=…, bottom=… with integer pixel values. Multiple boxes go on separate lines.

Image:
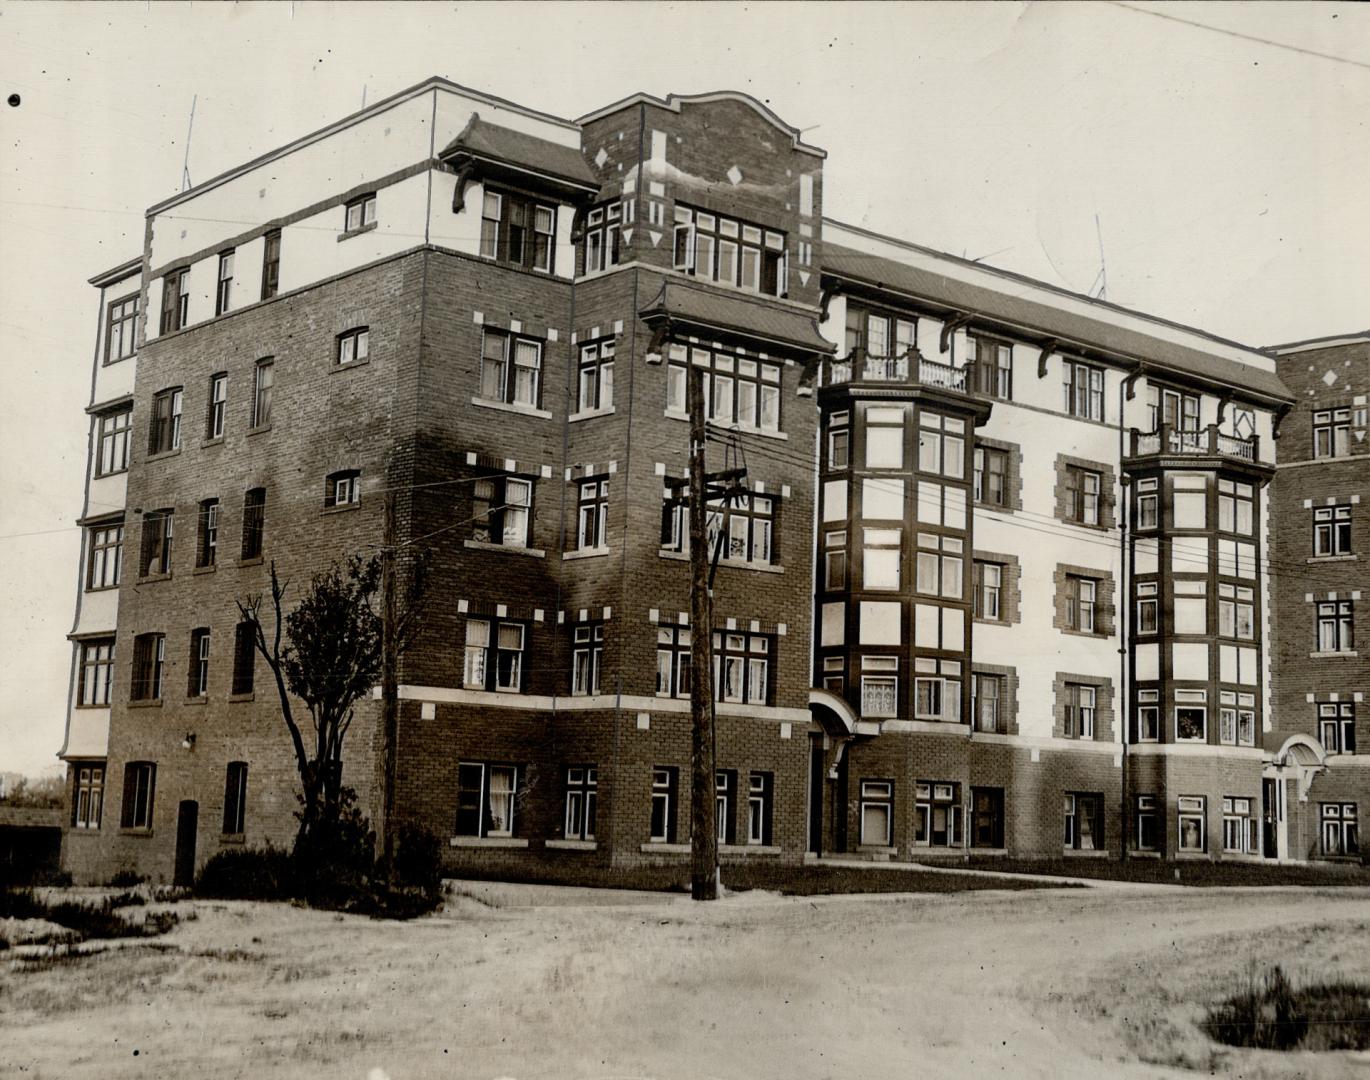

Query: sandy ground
left=3, top=882, right=1369, bottom=1080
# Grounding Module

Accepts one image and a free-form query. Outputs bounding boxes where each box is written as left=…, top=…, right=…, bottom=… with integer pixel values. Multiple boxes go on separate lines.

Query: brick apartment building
left=56, top=78, right=1364, bottom=884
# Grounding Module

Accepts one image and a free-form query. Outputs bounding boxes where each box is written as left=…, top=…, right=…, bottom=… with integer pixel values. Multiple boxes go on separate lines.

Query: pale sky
left=1, top=1, right=1367, bottom=777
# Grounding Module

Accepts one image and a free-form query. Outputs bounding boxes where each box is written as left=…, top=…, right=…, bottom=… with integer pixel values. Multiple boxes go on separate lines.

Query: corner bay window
left=827, top=411, right=850, bottom=469
left=824, top=530, right=847, bottom=590
left=1136, top=582, right=1158, bottom=634
left=665, top=344, right=781, bottom=433
left=96, top=408, right=132, bottom=476
left=1135, top=478, right=1158, bottom=530
left=481, top=189, right=555, bottom=272
left=472, top=475, right=532, bottom=548
left=1175, top=690, right=1207, bottom=741
left=673, top=205, right=785, bottom=296
left=106, top=293, right=138, bottom=363
left=456, top=762, right=518, bottom=838
left=914, top=658, right=962, bottom=723
left=1218, top=479, right=1254, bottom=535
left=1178, top=796, right=1206, bottom=853
left=480, top=328, right=542, bottom=408
left=87, top=524, right=123, bottom=589
left=1137, top=689, right=1160, bottom=741
left=78, top=640, right=115, bottom=707
left=120, top=762, right=156, bottom=830
left=464, top=619, right=524, bottom=693
left=860, top=656, right=898, bottom=718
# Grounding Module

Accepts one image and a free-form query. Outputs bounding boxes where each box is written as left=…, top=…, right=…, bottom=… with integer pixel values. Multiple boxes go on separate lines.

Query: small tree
left=237, top=553, right=424, bottom=861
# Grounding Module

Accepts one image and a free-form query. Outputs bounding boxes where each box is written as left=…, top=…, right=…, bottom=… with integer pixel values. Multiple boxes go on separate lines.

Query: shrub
left=394, top=826, right=444, bottom=894
left=195, top=847, right=298, bottom=901
left=0, top=887, right=177, bottom=942
left=1204, top=964, right=1370, bottom=1052
left=108, top=869, right=146, bottom=888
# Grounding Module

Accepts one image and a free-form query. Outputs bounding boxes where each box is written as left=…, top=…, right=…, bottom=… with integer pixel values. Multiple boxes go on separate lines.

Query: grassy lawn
left=966, top=855, right=1370, bottom=887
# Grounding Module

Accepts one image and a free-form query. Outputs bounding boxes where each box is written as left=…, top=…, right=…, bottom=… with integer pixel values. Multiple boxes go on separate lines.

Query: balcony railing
left=1127, top=423, right=1259, bottom=463
left=824, top=352, right=968, bottom=392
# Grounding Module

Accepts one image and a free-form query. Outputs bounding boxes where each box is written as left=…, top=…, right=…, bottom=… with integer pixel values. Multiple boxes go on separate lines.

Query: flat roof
left=87, top=257, right=143, bottom=288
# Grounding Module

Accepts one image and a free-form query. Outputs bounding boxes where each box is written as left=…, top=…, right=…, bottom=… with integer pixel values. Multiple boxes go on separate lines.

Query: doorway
left=1261, top=778, right=1279, bottom=859
left=174, top=800, right=199, bottom=887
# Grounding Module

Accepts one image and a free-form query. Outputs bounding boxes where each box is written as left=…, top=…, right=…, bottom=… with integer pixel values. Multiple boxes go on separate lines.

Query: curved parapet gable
left=578, top=90, right=826, bottom=159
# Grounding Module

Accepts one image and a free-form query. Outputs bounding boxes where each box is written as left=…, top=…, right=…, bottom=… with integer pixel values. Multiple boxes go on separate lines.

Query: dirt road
left=4, top=882, right=1369, bottom=1079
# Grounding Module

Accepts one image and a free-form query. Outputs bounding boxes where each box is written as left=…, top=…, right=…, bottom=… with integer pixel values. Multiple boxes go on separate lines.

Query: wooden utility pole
left=687, top=367, right=719, bottom=901
left=379, top=481, right=400, bottom=870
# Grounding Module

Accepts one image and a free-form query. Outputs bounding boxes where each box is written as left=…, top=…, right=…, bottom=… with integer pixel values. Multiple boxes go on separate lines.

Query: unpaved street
left=4, top=882, right=1369, bottom=1079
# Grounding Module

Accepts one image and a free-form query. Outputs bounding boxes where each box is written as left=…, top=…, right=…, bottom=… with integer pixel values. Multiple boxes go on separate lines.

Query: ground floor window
left=455, top=762, right=519, bottom=838
left=1135, top=795, right=1160, bottom=852
left=747, top=771, right=773, bottom=846
left=1321, top=803, right=1359, bottom=857
left=222, top=762, right=248, bottom=836
left=970, top=787, right=1003, bottom=848
left=1064, top=791, right=1104, bottom=851
left=914, top=781, right=963, bottom=847
left=859, top=780, right=893, bottom=846
left=120, top=761, right=156, bottom=830
left=1177, top=795, right=1206, bottom=852
left=715, top=770, right=738, bottom=846
left=72, top=764, right=104, bottom=829
left=1222, top=796, right=1258, bottom=854
left=564, top=766, right=596, bottom=841
left=650, top=767, right=679, bottom=843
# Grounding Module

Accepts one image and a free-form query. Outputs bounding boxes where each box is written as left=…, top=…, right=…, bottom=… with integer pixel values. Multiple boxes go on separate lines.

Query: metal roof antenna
left=362, top=84, right=368, bottom=109
left=180, top=94, right=197, bottom=192
left=1091, top=212, right=1108, bottom=301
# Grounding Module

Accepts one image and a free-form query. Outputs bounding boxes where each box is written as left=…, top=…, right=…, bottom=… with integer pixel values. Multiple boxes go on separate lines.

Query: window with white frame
left=105, top=293, right=138, bottom=363
left=479, top=189, right=555, bottom=272
left=160, top=268, right=188, bottom=334
left=655, top=626, right=692, bottom=698
left=971, top=673, right=1003, bottom=733
left=1222, top=796, right=1258, bottom=854
left=914, top=781, right=962, bottom=847
left=207, top=373, right=227, bottom=439
left=149, top=387, right=182, bottom=455
left=1218, top=691, right=1257, bottom=746
left=1177, top=795, right=1206, bottom=852
left=969, top=336, right=1013, bottom=399
left=1063, top=360, right=1104, bottom=421
left=715, top=770, right=738, bottom=846
left=860, top=656, right=898, bottom=718
left=1218, top=583, right=1254, bottom=639
left=455, top=762, right=518, bottom=838
left=845, top=307, right=915, bottom=373
left=973, top=446, right=1008, bottom=507
left=665, top=344, right=781, bottom=432
left=821, top=655, right=844, bottom=695
left=1173, top=578, right=1207, bottom=635
left=862, top=528, right=901, bottom=591
left=571, top=624, right=603, bottom=696
left=72, top=765, right=104, bottom=829
left=712, top=632, right=769, bottom=705
left=463, top=619, right=525, bottom=693
left=1217, top=479, right=1253, bottom=535
left=140, top=509, right=173, bottom=576
left=1314, top=505, right=1353, bottom=557
left=87, top=524, right=123, bottom=590
left=337, top=327, right=369, bottom=366
left=188, top=628, right=210, bottom=698
left=1135, top=794, right=1160, bottom=852
left=859, top=780, right=893, bottom=847
left=479, top=328, right=542, bottom=408
left=1171, top=474, right=1207, bottom=530
left=722, top=494, right=774, bottom=564
left=1319, top=703, right=1356, bottom=755
left=673, top=205, right=786, bottom=296
left=824, top=530, right=847, bottom=591
left=196, top=499, right=219, bottom=567
left=1136, top=581, right=1158, bottom=635
left=325, top=470, right=361, bottom=509
left=1317, top=600, right=1354, bottom=653
left=914, top=657, right=962, bottom=723
left=1064, top=466, right=1102, bottom=526
left=1175, top=690, right=1207, bottom=742
left=1135, top=477, right=1158, bottom=530
left=917, top=412, right=965, bottom=479
left=251, top=359, right=274, bottom=428
left=1137, top=688, right=1160, bottom=741
left=130, top=633, right=165, bottom=701
left=577, top=478, right=608, bottom=550
left=1313, top=408, right=1350, bottom=459
left=1063, top=682, right=1097, bottom=739
left=582, top=202, right=621, bottom=273
left=472, top=475, right=533, bottom=548
left=564, top=767, right=597, bottom=841
left=120, top=762, right=156, bottom=830
left=864, top=406, right=905, bottom=469
left=827, top=410, right=850, bottom=469
left=78, top=639, right=115, bottom=707
left=915, top=533, right=963, bottom=599
left=747, top=772, right=773, bottom=846
left=577, top=340, right=615, bottom=413
left=650, top=766, right=678, bottom=843
left=1064, top=792, right=1104, bottom=850
left=215, top=250, right=234, bottom=315
left=1065, top=575, right=1098, bottom=633
left=973, top=561, right=1003, bottom=621
left=1320, top=803, right=1359, bottom=856
left=344, top=193, right=377, bottom=233
left=96, top=408, right=132, bottom=476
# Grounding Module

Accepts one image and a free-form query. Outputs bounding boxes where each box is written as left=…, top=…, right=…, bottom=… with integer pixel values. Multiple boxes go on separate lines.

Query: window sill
left=146, top=448, right=182, bottom=463
left=337, top=220, right=379, bottom=242
left=193, top=564, right=217, bottom=576
left=968, top=847, right=1007, bottom=856
left=1060, top=628, right=1108, bottom=640
left=74, top=703, right=112, bottom=710
left=470, top=396, right=553, bottom=420
left=1128, top=849, right=1163, bottom=859
left=569, top=406, right=615, bottom=423
left=120, top=828, right=154, bottom=837
left=220, top=833, right=245, bottom=846
left=974, top=501, right=1014, bottom=514
left=563, top=546, right=610, bottom=561
left=128, top=699, right=163, bottom=709
left=92, top=469, right=130, bottom=481
left=228, top=693, right=255, bottom=704
left=661, top=410, right=787, bottom=440
left=137, top=572, right=172, bottom=584
left=449, top=836, right=528, bottom=849
left=545, top=839, right=598, bottom=851
left=247, top=424, right=272, bottom=437
left=183, top=696, right=206, bottom=706
left=720, top=844, right=781, bottom=856
left=856, top=845, right=897, bottom=857
left=85, top=584, right=119, bottom=594
left=202, top=436, right=224, bottom=449
left=1063, top=848, right=1111, bottom=857
left=1308, top=554, right=1357, bottom=563
left=323, top=502, right=361, bottom=515
left=657, top=548, right=782, bottom=573
left=973, top=617, right=1009, bottom=627
left=1311, top=651, right=1359, bottom=659
left=333, top=358, right=371, bottom=373
left=639, top=842, right=690, bottom=854
left=464, top=539, right=546, bottom=558
left=239, top=556, right=265, bottom=568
